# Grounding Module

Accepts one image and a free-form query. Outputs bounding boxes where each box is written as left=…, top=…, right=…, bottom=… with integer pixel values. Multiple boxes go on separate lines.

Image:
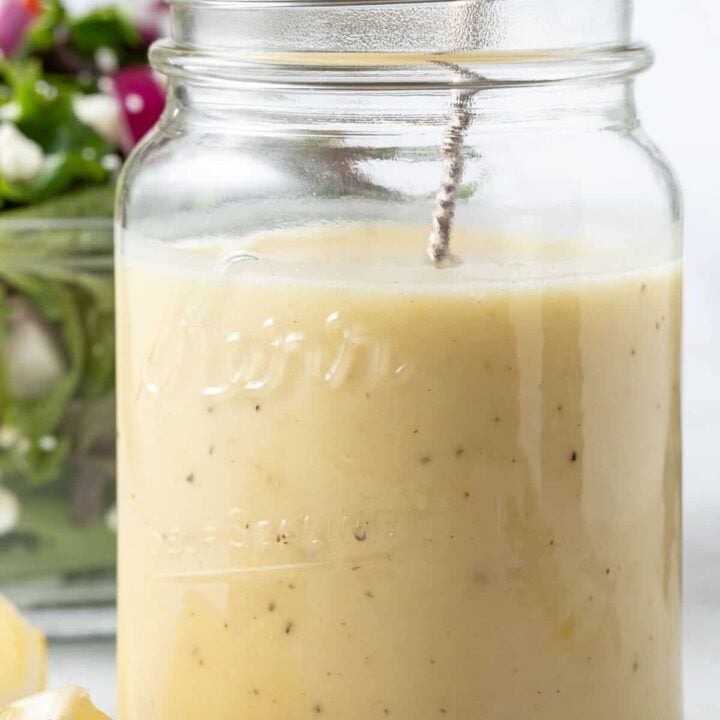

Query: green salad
left=0, top=0, right=163, bottom=581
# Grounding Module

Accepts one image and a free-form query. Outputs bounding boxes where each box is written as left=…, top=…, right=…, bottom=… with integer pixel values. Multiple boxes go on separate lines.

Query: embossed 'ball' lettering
left=141, top=311, right=411, bottom=402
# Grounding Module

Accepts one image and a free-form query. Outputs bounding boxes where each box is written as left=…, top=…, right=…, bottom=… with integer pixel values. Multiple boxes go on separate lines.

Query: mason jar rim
left=151, top=46, right=653, bottom=91
left=158, top=0, right=651, bottom=89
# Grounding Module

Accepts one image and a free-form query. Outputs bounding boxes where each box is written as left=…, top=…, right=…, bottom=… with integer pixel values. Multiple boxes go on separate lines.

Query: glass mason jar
left=116, top=1, right=683, bottom=719
left=0, top=195, right=117, bottom=639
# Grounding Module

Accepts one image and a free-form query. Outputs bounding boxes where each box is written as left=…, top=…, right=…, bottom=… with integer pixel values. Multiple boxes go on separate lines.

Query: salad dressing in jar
left=116, top=1, right=683, bottom=719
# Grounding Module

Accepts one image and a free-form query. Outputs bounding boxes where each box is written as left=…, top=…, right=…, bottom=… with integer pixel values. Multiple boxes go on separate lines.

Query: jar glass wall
left=116, top=1, right=682, bottom=719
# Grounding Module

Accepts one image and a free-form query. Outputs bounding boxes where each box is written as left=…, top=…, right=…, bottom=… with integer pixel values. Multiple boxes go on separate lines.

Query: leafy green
left=69, top=6, right=140, bottom=59
left=27, top=0, right=143, bottom=66
left=0, top=60, right=112, bottom=208
left=74, top=273, right=115, bottom=399
left=26, top=0, right=67, bottom=54
left=0, top=0, right=154, bottom=210
left=0, top=286, right=14, bottom=426
left=1, top=276, right=82, bottom=483
left=0, top=258, right=115, bottom=486
left=458, top=181, right=479, bottom=200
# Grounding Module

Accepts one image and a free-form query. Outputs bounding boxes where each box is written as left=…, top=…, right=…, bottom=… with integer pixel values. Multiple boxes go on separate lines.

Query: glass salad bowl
left=0, top=185, right=116, bottom=638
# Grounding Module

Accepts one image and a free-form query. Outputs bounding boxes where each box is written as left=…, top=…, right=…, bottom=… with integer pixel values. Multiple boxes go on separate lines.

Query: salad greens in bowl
left=0, top=0, right=164, bottom=628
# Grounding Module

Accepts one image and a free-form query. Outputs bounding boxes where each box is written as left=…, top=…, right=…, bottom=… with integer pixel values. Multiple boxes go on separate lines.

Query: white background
left=51, top=1, right=720, bottom=718
left=636, top=2, right=720, bottom=717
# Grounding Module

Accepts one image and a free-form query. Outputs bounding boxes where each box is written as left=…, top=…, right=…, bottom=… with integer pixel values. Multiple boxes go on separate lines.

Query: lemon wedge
left=0, top=687, right=110, bottom=720
left=0, top=595, right=46, bottom=706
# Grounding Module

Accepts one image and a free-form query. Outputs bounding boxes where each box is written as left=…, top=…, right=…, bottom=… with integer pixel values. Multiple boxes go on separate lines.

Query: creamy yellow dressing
left=117, top=225, right=682, bottom=720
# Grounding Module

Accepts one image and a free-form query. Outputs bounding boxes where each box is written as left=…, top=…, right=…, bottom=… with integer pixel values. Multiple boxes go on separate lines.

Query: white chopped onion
left=105, top=505, right=118, bottom=533
left=0, top=122, right=44, bottom=182
left=0, top=426, right=18, bottom=449
left=38, top=435, right=58, bottom=452
left=5, top=296, right=66, bottom=399
left=0, top=486, right=20, bottom=536
left=73, top=93, right=125, bottom=146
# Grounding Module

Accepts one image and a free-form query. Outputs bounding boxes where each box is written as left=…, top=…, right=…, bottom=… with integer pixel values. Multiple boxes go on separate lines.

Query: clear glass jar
left=0, top=203, right=117, bottom=639
left=116, top=1, right=683, bottom=719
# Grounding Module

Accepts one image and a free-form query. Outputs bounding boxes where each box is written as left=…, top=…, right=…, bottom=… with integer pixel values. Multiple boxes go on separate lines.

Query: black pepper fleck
left=633, top=660, right=639, bottom=672
left=268, top=602, right=276, bottom=612
left=606, top=567, right=611, bottom=575
left=191, top=645, right=205, bottom=667
left=455, top=447, right=465, bottom=457
left=185, top=473, right=195, bottom=484
left=255, top=404, right=261, bottom=412
left=285, top=621, right=294, bottom=634
left=208, top=446, right=214, bottom=456
left=313, top=704, right=322, bottom=714
left=365, top=590, right=374, bottom=598
left=641, top=283, right=647, bottom=292
left=207, top=406, right=214, bottom=413
left=464, top=491, right=470, bottom=499
left=630, top=348, right=637, bottom=356
left=570, top=451, right=578, bottom=462
left=420, top=456, right=432, bottom=465
left=253, top=688, right=260, bottom=696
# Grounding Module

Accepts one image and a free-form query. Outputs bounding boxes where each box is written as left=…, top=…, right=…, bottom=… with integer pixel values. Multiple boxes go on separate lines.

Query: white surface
left=48, top=0, right=720, bottom=717
left=49, top=641, right=116, bottom=715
